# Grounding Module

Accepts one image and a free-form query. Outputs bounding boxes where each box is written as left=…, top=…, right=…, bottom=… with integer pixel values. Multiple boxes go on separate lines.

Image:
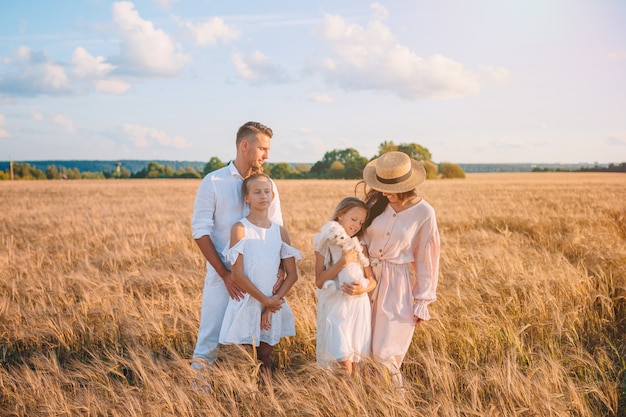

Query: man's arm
left=195, top=235, right=245, bottom=300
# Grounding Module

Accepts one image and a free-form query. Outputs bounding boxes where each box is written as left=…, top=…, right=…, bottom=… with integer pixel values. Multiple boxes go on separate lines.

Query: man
left=191, top=121, right=283, bottom=369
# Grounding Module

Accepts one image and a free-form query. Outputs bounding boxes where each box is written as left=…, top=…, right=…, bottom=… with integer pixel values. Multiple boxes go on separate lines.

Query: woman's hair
left=331, top=197, right=368, bottom=236
left=358, top=180, right=417, bottom=228
left=241, top=173, right=273, bottom=196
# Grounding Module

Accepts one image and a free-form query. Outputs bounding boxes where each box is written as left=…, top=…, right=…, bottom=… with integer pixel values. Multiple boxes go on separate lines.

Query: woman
left=360, top=151, right=440, bottom=388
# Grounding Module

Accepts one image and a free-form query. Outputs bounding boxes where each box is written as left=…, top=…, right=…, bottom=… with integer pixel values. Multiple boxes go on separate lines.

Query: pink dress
left=363, top=200, right=440, bottom=371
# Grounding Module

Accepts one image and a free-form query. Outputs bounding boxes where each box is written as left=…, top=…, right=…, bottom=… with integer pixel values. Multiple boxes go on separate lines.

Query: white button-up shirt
left=191, top=162, right=283, bottom=270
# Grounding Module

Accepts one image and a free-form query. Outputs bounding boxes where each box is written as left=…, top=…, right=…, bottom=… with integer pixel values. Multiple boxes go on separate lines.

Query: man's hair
left=236, top=121, right=273, bottom=146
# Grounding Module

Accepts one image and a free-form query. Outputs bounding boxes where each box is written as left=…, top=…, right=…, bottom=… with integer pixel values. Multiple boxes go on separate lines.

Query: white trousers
left=192, top=269, right=229, bottom=363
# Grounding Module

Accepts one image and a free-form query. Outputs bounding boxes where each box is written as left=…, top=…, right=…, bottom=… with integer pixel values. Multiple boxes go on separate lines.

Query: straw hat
left=362, top=151, right=426, bottom=193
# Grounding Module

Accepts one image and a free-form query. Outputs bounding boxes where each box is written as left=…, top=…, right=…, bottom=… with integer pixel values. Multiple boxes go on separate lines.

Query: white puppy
left=314, top=221, right=369, bottom=290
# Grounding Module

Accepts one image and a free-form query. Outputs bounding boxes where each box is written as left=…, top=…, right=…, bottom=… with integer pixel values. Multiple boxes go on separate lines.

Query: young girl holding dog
left=219, top=173, right=301, bottom=374
left=313, top=197, right=377, bottom=375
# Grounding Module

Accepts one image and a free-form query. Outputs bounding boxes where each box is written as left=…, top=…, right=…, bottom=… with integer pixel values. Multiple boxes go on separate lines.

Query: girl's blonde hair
left=331, top=197, right=368, bottom=235
left=241, top=173, right=273, bottom=196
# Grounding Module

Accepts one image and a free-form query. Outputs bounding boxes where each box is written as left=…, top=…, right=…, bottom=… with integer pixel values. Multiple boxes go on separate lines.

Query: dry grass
left=1, top=173, right=625, bottom=416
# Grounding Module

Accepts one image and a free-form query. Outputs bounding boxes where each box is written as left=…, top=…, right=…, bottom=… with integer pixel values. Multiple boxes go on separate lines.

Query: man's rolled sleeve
left=191, top=177, right=216, bottom=239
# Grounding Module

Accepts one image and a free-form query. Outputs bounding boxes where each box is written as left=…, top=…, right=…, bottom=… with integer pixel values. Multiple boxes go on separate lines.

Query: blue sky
left=1, top=0, right=625, bottom=164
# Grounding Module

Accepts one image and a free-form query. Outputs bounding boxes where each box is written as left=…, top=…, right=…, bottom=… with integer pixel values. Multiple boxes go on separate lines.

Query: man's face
left=244, top=133, right=271, bottom=169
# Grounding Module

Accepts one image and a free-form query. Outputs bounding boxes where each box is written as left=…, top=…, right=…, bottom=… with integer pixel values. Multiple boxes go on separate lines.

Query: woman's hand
left=413, top=316, right=424, bottom=325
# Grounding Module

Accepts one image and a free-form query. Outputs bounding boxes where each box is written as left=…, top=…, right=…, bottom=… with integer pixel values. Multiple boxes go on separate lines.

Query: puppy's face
left=329, top=229, right=347, bottom=246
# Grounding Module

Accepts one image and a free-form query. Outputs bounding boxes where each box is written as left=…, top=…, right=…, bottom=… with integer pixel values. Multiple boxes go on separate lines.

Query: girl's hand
left=413, top=316, right=424, bottom=325
left=264, top=295, right=284, bottom=313
left=261, top=309, right=272, bottom=330
left=341, top=281, right=364, bottom=296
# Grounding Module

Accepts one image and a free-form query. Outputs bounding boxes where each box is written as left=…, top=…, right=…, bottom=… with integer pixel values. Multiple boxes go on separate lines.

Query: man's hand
left=223, top=271, right=245, bottom=301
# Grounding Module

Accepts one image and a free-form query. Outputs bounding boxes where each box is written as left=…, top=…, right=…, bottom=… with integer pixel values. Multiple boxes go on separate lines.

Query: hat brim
left=363, top=158, right=426, bottom=193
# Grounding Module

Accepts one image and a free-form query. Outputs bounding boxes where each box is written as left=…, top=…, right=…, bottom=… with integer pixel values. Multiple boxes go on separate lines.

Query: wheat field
left=1, top=173, right=625, bottom=416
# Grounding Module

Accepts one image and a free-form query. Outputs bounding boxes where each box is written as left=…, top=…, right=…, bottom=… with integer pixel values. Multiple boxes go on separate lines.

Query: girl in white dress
left=314, top=197, right=377, bottom=375
left=219, top=173, right=301, bottom=373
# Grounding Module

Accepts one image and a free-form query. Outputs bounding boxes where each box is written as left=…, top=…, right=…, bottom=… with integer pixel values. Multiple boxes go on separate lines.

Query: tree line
left=1, top=141, right=468, bottom=180
left=532, top=163, right=626, bottom=173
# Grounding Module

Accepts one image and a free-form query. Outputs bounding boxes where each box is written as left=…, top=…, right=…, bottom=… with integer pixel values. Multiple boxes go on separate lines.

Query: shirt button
left=387, top=232, right=390, bottom=236
left=379, top=249, right=382, bottom=253
left=393, top=214, right=396, bottom=217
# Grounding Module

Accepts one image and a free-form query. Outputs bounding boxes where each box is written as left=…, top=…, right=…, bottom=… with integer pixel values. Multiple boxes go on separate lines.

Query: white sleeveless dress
left=219, top=218, right=301, bottom=347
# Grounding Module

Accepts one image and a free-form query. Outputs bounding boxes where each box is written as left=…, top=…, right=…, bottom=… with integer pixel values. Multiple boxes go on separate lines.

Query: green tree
left=12, top=163, right=46, bottom=180
left=439, top=162, right=466, bottom=179
left=376, top=140, right=398, bottom=157
left=422, top=160, right=439, bottom=179
left=174, top=167, right=201, bottom=178
left=295, top=163, right=311, bottom=174
left=46, top=165, right=60, bottom=180
left=202, top=157, right=226, bottom=176
left=81, top=171, right=105, bottom=179
left=328, top=160, right=346, bottom=179
left=133, top=162, right=175, bottom=178
left=310, top=148, right=368, bottom=179
left=397, top=143, right=432, bottom=161
left=64, top=167, right=81, bottom=180
left=122, top=167, right=131, bottom=178
left=269, top=162, right=296, bottom=179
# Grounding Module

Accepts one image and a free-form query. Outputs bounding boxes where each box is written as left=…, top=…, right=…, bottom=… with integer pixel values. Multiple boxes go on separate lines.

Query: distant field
left=1, top=173, right=625, bottom=416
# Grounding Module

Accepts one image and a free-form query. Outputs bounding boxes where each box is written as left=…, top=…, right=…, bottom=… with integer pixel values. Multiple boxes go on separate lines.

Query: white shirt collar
left=227, top=161, right=243, bottom=179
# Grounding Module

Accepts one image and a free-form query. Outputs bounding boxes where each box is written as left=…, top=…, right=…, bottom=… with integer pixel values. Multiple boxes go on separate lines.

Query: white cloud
left=0, top=46, right=71, bottom=95
left=608, top=49, right=626, bottom=61
left=315, top=13, right=485, bottom=100
left=606, top=136, right=626, bottom=146
left=370, top=3, right=389, bottom=21
left=0, top=113, right=9, bottom=138
left=32, top=112, right=43, bottom=121
left=308, top=91, right=335, bottom=103
left=173, top=15, right=240, bottom=46
left=112, top=1, right=190, bottom=77
left=231, top=50, right=288, bottom=85
left=121, top=123, right=189, bottom=148
left=172, top=135, right=189, bottom=148
left=154, top=0, right=179, bottom=9
left=480, top=65, right=511, bottom=83
left=71, top=47, right=115, bottom=79
left=71, top=47, right=131, bottom=94
left=0, top=45, right=131, bottom=97
left=51, top=113, right=76, bottom=133
left=94, top=78, right=131, bottom=94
